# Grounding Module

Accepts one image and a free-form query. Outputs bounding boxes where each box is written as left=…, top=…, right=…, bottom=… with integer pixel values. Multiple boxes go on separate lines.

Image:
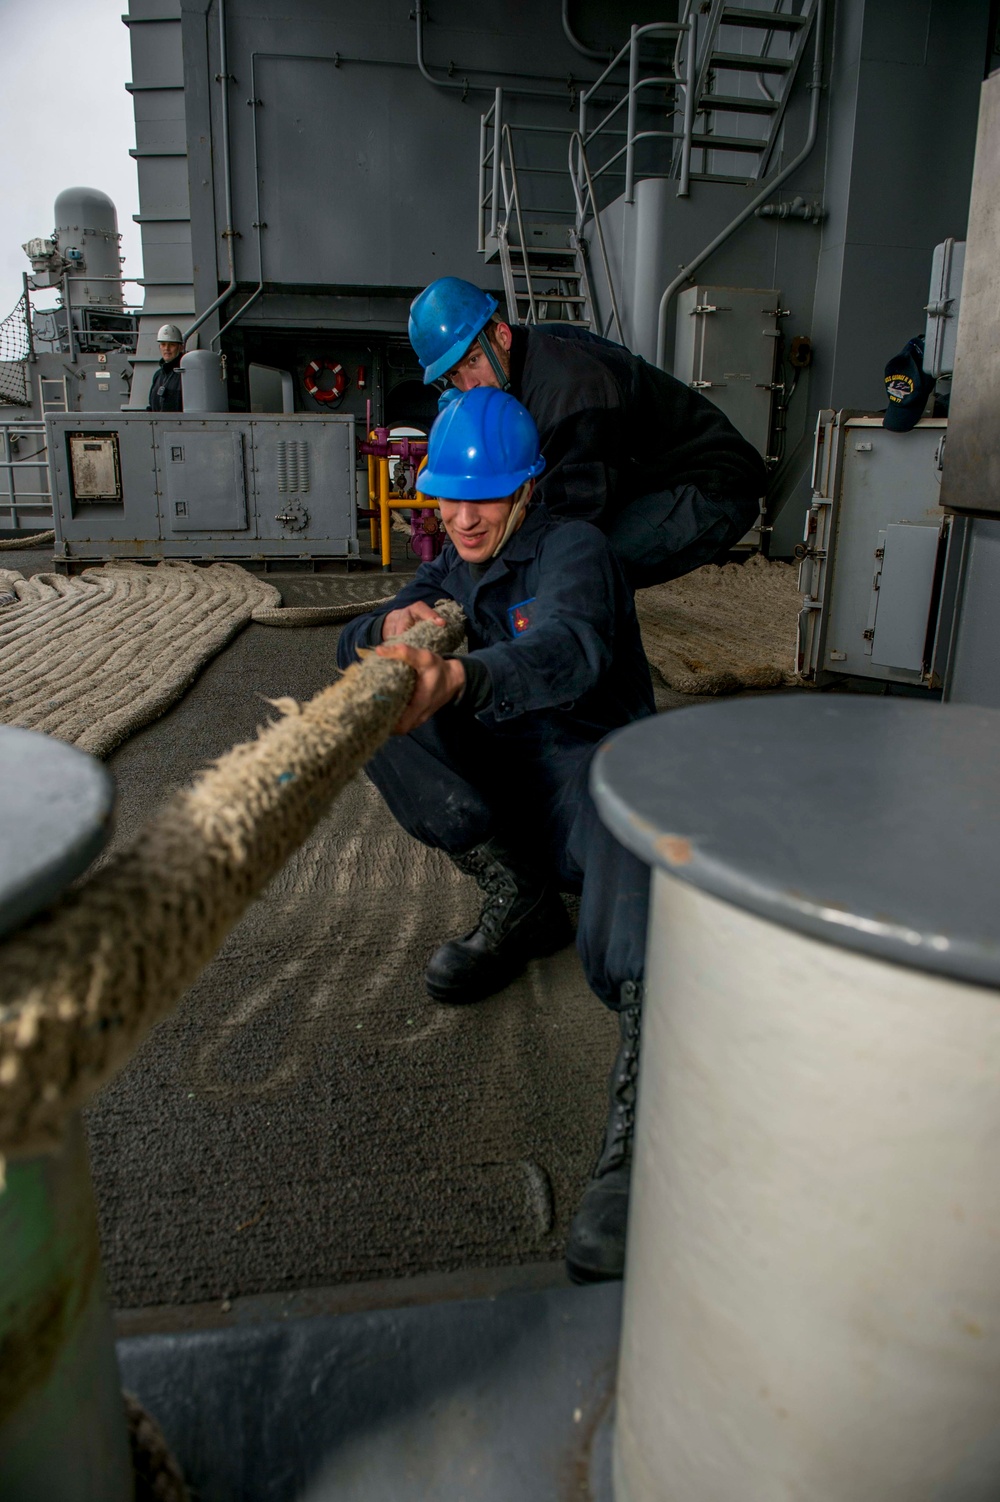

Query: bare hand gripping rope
left=0, top=600, right=466, bottom=1162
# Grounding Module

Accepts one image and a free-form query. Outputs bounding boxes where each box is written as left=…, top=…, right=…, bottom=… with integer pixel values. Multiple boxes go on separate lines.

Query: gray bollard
left=179, top=348, right=229, bottom=412
left=0, top=726, right=132, bottom=1501
left=593, top=696, right=1000, bottom=1502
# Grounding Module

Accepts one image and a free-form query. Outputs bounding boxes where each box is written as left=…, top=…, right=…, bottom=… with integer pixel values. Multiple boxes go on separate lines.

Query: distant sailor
left=408, top=277, right=767, bottom=590
left=337, top=387, right=652, bottom=1284
left=147, top=323, right=184, bottom=412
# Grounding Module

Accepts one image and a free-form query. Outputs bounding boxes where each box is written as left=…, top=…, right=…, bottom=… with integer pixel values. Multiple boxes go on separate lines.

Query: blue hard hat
left=436, top=384, right=464, bottom=413
left=420, top=387, right=545, bottom=501
left=409, top=278, right=499, bottom=384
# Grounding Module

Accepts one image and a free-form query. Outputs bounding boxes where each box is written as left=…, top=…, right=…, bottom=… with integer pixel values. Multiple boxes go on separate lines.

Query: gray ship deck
left=5, top=540, right=692, bottom=1318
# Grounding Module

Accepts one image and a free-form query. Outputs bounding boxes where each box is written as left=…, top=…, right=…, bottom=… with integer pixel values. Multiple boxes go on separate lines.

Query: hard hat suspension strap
left=490, top=480, right=532, bottom=558
left=477, top=329, right=510, bottom=393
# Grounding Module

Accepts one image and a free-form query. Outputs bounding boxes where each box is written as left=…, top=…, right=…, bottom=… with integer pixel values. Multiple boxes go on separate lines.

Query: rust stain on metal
left=560, top=1373, right=615, bottom=1500
left=657, top=834, right=693, bottom=866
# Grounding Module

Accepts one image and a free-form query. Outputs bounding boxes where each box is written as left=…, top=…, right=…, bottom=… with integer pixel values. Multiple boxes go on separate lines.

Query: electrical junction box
left=796, top=413, right=960, bottom=690
left=46, top=411, right=358, bottom=566
left=67, top=432, right=122, bottom=502
left=674, top=285, right=780, bottom=459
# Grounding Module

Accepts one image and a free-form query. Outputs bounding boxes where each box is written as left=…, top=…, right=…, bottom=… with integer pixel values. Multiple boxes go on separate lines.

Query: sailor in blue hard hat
left=409, top=277, right=510, bottom=393
left=409, top=276, right=767, bottom=590
left=338, top=385, right=653, bottom=1285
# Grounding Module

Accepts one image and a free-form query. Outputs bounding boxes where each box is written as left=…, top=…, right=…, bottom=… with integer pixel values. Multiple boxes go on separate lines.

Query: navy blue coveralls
left=336, top=503, right=654, bottom=1009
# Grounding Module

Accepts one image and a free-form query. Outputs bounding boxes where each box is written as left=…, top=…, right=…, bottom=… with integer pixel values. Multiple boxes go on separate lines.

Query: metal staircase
left=688, top=0, right=819, bottom=184
left=497, top=220, right=595, bottom=332
left=474, top=5, right=819, bottom=340
left=480, top=107, right=624, bottom=340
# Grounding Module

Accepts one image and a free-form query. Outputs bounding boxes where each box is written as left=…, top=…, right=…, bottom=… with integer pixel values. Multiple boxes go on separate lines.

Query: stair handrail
left=654, top=0, right=827, bottom=369
left=478, top=88, right=503, bottom=252
left=497, top=126, right=538, bottom=324
left=568, top=131, right=624, bottom=345
left=578, top=17, right=696, bottom=204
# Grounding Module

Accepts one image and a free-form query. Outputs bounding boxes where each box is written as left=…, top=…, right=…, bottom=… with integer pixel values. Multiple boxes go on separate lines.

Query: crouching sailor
left=337, top=386, right=653, bottom=1283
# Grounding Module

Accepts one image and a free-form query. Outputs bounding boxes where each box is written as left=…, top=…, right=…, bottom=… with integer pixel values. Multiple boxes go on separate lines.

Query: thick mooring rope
left=250, top=597, right=397, bottom=626
left=0, top=560, right=399, bottom=757
left=0, top=530, right=54, bottom=551
left=0, top=601, right=466, bottom=1160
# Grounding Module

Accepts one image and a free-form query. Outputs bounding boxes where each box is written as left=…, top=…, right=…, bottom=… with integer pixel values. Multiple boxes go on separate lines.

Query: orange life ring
left=303, top=358, right=347, bottom=404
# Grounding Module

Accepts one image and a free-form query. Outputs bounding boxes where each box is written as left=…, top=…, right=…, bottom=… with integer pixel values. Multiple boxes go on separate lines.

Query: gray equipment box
left=46, top=411, right=358, bottom=565
left=796, top=412, right=961, bottom=690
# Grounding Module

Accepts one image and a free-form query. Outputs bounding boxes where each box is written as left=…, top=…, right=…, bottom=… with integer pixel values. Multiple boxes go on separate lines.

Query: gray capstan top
left=592, top=695, right=1000, bottom=989
left=0, top=726, right=114, bottom=943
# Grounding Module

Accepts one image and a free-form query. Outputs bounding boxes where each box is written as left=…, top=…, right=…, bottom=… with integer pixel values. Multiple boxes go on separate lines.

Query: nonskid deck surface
left=0, top=540, right=614, bottom=1308
left=2, top=540, right=693, bottom=1309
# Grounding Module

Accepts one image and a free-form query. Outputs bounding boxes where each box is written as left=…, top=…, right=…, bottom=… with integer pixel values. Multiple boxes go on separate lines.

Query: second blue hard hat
left=420, top=387, right=545, bottom=501
left=409, top=277, right=498, bottom=384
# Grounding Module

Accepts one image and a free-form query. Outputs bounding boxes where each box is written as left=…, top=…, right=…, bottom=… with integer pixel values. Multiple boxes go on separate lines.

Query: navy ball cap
left=883, top=335, right=935, bottom=432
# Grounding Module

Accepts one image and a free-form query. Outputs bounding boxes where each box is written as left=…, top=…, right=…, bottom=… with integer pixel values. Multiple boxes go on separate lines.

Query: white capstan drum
left=592, top=696, right=1000, bottom=1502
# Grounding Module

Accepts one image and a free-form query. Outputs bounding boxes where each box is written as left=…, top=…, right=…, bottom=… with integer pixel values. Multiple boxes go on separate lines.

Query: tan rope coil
left=635, top=554, right=802, bottom=694
left=0, top=601, right=466, bottom=1160
left=0, top=530, right=54, bottom=550
left=0, top=560, right=398, bottom=757
left=0, top=561, right=282, bottom=755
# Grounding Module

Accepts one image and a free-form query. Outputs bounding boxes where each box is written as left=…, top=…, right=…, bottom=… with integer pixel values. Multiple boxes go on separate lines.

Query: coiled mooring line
left=0, top=600, right=466, bottom=1163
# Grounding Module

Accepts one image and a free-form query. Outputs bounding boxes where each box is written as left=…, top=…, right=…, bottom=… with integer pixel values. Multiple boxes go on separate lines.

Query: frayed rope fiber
left=0, top=601, right=466, bottom=1160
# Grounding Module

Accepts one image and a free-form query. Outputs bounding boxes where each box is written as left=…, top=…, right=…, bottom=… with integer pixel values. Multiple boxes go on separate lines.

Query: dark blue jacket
left=147, top=357, right=182, bottom=412
left=336, top=504, right=654, bottom=746
left=509, top=325, right=767, bottom=528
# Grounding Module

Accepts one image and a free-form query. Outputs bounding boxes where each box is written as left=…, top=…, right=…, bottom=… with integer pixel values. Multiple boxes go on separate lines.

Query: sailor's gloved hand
left=380, top=599, right=447, bottom=641
left=374, top=642, right=466, bottom=734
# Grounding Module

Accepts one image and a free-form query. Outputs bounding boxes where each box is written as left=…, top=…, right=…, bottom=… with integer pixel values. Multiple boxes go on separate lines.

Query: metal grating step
left=688, top=170, right=755, bottom=184
left=708, top=50, right=796, bottom=72
left=517, top=292, right=588, bottom=305
left=691, top=133, right=769, bottom=152
left=511, top=267, right=583, bottom=282
left=514, top=246, right=580, bottom=261
left=696, top=92, right=781, bottom=115
left=719, top=6, right=808, bottom=30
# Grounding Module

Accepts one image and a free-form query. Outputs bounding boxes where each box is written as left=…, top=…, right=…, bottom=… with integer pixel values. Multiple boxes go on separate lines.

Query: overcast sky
left=0, top=0, right=141, bottom=318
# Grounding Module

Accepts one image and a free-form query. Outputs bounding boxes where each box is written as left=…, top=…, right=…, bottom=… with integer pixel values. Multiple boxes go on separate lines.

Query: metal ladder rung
left=515, top=246, right=580, bottom=260
left=691, top=133, right=769, bottom=152
left=688, top=170, right=755, bottom=185
left=720, top=6, right=808, bottom=30
left=519, top=292, right=588, bottom=305
left=511, top=267, right=583, bottom=282
left=697, top=92, right=781, bottom=114
left=709, top=50, right=796, bottom=71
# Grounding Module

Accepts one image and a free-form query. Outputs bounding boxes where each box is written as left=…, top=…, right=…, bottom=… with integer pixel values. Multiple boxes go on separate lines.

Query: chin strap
left=477, top=329, right=511, bottom=392
left=491, top=481, right=532, bottom=558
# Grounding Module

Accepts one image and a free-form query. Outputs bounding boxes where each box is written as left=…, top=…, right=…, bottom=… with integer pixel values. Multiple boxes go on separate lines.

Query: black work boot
left=565, top=983, right=642, bottom=1283
left=425, top=838, right=574, bottom=1004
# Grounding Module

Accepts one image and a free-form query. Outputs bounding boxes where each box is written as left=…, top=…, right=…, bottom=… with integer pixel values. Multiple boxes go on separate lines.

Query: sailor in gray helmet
left=147, top=323, right=184, bottom=412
